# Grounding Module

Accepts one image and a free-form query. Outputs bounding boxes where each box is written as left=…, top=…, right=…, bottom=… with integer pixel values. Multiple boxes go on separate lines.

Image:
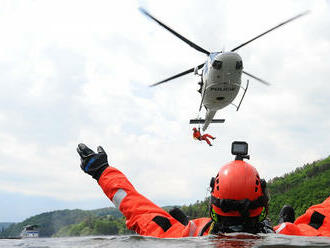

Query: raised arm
left=77, top=143, right=190, bottom=238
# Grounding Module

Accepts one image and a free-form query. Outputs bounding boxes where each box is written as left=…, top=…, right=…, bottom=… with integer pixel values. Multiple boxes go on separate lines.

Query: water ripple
left=0, top=234, right=329, bottom=248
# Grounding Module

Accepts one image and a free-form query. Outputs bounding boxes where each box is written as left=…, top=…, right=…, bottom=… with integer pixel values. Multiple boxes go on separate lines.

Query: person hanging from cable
left=193, top=127, right=216, bottom=146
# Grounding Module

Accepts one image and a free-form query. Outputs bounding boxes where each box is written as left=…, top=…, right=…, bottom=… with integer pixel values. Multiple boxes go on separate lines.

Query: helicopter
left=140, top=8, right=308, bottom=131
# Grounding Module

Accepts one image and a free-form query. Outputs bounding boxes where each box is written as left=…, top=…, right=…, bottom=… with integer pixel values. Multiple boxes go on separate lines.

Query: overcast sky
left=0, top=0, right=329, bottom=222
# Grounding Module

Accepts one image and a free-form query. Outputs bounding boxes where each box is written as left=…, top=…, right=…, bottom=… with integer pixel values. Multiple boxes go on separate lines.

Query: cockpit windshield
left=210, top=52, right=222, bottom=70
left=212, top=60, right=222, bottom=70
left=236, top=61, right=243, bottom=69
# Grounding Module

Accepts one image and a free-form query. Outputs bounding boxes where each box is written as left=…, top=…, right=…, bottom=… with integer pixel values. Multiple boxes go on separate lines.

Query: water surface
left=1, top=234, right=330, bottom=248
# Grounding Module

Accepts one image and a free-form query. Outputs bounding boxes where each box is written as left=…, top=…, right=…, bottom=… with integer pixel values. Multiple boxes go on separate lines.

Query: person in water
left=77, top=142, right=330, bottom=237
left=193, top=127, right=216, bottom=146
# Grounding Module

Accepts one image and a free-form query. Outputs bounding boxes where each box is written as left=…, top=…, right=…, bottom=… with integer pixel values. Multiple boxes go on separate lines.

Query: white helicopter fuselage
left=201, top=52, right=242, bottom=111
left=198, top=52, right=243, bottom=131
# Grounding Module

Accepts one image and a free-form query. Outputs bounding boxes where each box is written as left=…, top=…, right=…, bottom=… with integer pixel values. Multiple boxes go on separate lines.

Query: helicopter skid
left=190, top=119, right=225, bottom=124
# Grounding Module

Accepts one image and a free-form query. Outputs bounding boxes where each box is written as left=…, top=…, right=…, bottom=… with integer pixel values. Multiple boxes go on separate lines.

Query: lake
left=1, top=234, right=330, bottom=248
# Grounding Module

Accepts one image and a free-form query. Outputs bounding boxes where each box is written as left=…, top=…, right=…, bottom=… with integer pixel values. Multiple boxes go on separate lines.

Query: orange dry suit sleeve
left=274, top=197, right=330, bottom=237
left=98, top=167, right=211, bottom=237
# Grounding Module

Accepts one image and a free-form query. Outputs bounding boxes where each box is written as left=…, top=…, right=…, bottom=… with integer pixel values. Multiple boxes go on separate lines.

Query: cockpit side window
left=236, top=61, right=243, bottom=70
left=212, top=60, right=222, bottom=70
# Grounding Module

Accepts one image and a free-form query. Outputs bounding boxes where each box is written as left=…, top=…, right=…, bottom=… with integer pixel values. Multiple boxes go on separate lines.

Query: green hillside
left=0, top=223, right=14, bottom=232
left=53, top=215, right=131, bottom=237
left=267, top=156, right=330, bottom=224
left=0, top=207, right=122, bottom=238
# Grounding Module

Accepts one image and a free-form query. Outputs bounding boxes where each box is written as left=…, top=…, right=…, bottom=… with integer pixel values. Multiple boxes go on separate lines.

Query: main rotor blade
left=140, top=8, right=210, bottom=55
left=231, top=11, right=310, bottom=52
left=150, top=63, right=205, bottom=87
left=243, top=71, right=270, bottom=86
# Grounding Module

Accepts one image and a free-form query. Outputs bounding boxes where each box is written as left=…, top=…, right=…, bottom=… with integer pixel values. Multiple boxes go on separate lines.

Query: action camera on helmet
left=231, top=141, right=250, bottom=160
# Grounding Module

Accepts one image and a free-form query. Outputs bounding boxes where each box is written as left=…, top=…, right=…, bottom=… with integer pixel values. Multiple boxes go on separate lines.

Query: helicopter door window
left=236, top=61, right=243, bottom=70
left=212, top=60, right=222, bottom=70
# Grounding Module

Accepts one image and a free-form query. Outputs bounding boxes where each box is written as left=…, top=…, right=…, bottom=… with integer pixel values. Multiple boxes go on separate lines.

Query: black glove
left=77, top=143, right=109, bottom=181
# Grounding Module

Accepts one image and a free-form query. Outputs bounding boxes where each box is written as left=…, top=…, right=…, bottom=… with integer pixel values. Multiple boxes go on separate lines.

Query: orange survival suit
left=99, top=167, right=330, bottom=237
left=98, top=166, right=211, bottom=237
left=274, top=196, right=330, bottom=237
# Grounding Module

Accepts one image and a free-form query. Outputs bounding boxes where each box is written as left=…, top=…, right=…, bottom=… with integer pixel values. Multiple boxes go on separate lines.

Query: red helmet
left=210, top=160, right=267, bottom=217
